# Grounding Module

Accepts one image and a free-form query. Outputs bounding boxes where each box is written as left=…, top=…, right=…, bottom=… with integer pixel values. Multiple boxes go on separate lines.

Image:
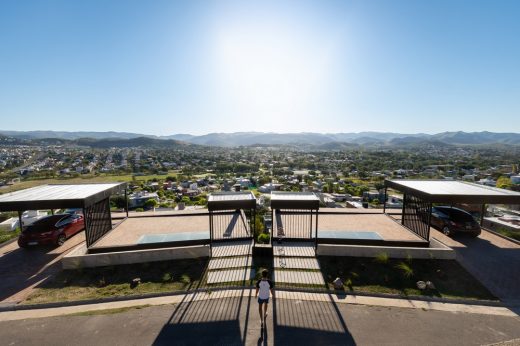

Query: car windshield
left=438, top=208, right=474, bottom=222
left=25, top=215, right=65, bottom=232
left=31, top=215, right=63, bottom=226
left=449, top=210, right=474, bottom=222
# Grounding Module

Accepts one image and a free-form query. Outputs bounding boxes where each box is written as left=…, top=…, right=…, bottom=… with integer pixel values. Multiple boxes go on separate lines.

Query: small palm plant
left=395, top=262, right=414, bottom=279
left=374, top=252, right=389, bottom=264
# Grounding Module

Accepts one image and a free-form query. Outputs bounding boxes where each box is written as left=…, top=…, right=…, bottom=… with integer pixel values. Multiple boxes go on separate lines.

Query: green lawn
left=0, top=171, right=180, bottom=194
left=0, top=228, right=20, bottom=245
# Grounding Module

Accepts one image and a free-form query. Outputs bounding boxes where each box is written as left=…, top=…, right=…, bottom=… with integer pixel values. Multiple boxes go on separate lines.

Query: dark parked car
left=18, top=213, right=84, bottom=248
left=430, top=206, right=481, bottom=237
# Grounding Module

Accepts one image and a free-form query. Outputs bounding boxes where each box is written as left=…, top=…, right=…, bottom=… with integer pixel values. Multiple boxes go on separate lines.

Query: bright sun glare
left=212, top=19, right=338, bottom=129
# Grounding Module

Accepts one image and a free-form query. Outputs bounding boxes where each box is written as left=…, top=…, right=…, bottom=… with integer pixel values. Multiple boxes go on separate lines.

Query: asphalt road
left=0, top=231, right=85, bottom=304
left=0, top=296, right=519, bottom=346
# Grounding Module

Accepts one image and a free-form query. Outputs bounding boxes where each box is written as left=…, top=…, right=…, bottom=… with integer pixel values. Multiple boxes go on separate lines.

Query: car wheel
left=442, top=226, right=451, bottom=236
left=56, top=234, right=67, bottom=246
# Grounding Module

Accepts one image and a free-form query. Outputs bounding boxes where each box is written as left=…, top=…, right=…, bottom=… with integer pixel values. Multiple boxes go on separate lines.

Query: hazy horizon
left=1, top=1, right=519, bottom=135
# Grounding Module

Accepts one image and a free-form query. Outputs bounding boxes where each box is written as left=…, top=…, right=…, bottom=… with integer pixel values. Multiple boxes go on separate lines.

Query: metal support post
left=17, top=211, right=23, bottom=231
left=383, top=187, right=388, bottom=213
left=124, top=188, right=129, bottom=217
left=315, top=209, right=319, bottom=250
left=401, top=194, right=406, bottom=225
left=209, top=211, right=213, bottom=256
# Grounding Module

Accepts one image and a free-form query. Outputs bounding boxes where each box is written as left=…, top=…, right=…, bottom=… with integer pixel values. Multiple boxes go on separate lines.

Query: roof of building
left=207, top=192, right=256, bottom=211
left=385, top=179, right=520, bottom=204
left=0, top=183, right=127, bottom=211
left=271, top=191, right=320, bottom=209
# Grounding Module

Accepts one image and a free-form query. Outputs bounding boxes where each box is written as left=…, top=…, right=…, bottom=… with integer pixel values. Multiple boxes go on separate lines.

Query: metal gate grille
left=402, top=194, right=431, bottom=240
left=273, top=209, right=318, bottom=240
left=84, top=198, right=112, bottom=247
left=209, top=209, right=254, bottom=241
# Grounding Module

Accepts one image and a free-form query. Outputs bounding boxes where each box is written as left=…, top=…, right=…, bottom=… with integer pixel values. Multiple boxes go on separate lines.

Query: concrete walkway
left=0, top=289, right=517, bottom=322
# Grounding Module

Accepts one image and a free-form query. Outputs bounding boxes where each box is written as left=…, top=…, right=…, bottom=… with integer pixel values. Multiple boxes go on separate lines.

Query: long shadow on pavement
left=153, top=288, right=252, bottom=346
left=0, top=232, right=85, bottom=303
left=272, top=293, right=356, bottom=345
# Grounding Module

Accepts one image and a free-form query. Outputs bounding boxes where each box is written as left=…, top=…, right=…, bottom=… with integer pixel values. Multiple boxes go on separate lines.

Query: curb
left=275, top=286, right=505, bottom=308
left=0, top=286, right=253, bottom=312
left=0, top=237, right=18, bottom=249
left=0, top=285, right=508, bottom=313
left=483, top=228, right=520, bottom=246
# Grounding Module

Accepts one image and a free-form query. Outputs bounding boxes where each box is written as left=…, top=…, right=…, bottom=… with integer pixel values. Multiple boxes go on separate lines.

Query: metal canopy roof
left=0, top=183, right=127, bottom=211
left=207, top=192, right=256, bottom=211
left=270, top=191, right=320, bottom=209
left=385, top=180, right=520, bottom=204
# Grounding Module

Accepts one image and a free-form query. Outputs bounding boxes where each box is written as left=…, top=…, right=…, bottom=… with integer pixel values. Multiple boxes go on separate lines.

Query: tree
left=374, top=182, right=385, bottom=192
left=497, top=176, right=512, bottom=190
left=144, top=199, right=158, bottom=209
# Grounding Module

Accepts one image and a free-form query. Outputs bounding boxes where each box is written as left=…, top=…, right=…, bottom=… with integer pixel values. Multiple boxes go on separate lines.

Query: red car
left=18, top=213, right=84, bottom=248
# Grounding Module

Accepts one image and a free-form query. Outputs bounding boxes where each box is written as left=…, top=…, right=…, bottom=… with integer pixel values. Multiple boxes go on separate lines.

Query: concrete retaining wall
left=317, top=237, right=456, bottom=260
left=62, top=243, right=209, bottom=269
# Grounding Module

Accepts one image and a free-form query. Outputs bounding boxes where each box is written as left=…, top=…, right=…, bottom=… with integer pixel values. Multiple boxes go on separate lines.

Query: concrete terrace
left=318, top=213, right=423, bottom=241
left=99, top=208, right=420, bottom=249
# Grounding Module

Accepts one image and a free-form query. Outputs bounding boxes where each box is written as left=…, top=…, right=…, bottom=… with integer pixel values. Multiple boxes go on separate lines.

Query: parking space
left=432, top=229, right=520, bottom=302
left=0, top=232, right=85, bottom=305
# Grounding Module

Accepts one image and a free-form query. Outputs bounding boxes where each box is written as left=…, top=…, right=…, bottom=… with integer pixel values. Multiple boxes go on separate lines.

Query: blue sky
left=0, top=0, right=519, bottom=135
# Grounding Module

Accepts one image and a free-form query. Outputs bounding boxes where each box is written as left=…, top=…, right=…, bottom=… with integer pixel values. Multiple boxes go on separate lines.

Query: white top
left=256, top=279, right=274, bottom=299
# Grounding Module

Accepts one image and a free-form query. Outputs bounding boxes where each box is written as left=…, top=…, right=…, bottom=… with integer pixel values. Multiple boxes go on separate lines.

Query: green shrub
left=135, top=208, right=144, bottom=212
left=181, top=274, right=191, bottom=284
left=257, top=233, right=270, bottom=244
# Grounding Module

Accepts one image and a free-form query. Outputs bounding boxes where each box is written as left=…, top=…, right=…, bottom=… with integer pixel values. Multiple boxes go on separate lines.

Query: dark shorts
left=258, top=297, right=269, bottom=304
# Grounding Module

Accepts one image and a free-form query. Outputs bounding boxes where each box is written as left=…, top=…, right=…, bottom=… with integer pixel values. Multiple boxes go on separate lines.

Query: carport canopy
left=384, top=179, right=520, bottom=242
left=384, top=180, right=520, bottom=204
left=207, top=191, right=256, bottom=211
left=0, top=183, right=127, bottom=211
left=270, top=191, right=320, bottom=210
left=0, top=183, right=127, bottom=247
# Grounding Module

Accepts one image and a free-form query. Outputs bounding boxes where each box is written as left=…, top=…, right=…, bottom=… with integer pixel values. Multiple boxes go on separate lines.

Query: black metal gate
left=402, top=194, right=431, bottom=241
left=209, top=208, right=255, bottom=241
left=272, top=209, right=318, bottom=240
left=84, top=198, right=113, bottom=247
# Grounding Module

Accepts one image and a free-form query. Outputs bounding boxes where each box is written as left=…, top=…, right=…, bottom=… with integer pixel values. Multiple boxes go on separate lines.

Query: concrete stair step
left=274, top=257, right=320, bottom=270
left=207, top=268, right=255, bottom=284
left=208, top=256, right=252, bottom=270
left=273, top=269, right=325, bottom=285
left=211, top=240, right=253, bottom=257
left=273, top=242, right=316, bottom=257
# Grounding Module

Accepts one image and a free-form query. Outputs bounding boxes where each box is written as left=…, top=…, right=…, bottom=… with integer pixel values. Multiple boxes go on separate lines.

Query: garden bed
left=23, top=254, right=497, bottom=305
left=318, top=256, right=497, bottom=301
left=24, top=258, right=208, bottom=305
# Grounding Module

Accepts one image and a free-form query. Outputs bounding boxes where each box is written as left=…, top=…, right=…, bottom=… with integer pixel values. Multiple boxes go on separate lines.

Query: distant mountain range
left=1, top=130, right=520, bottom=148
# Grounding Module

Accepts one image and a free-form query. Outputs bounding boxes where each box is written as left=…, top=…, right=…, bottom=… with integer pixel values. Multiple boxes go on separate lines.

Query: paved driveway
left=0, top=232, right=85, bottom=305
left=432, top=229, right=520, bottom=303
